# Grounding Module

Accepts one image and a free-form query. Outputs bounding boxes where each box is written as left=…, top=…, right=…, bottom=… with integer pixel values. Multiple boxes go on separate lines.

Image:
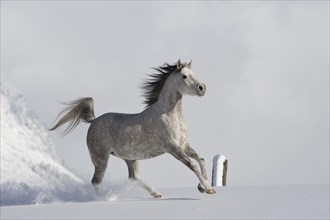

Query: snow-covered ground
left=1, top=83, right=329, bottom=219
left=1, top=184, right=329, bottom=219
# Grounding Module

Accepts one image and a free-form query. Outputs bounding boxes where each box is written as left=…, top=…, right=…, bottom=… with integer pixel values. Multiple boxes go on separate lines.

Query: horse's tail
left=49, top=97, right=96, bottom=135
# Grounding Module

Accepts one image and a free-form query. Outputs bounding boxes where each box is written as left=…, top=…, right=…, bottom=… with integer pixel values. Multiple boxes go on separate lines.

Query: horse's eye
left=182, top=75, right=187, bottom=79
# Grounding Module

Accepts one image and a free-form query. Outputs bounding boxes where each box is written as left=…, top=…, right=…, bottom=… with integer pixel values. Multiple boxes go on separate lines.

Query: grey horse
left=50, top=59, right=216, bottom=198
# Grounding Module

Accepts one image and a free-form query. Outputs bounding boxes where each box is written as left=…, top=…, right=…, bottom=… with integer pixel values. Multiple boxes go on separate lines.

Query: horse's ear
left=176, top=59, right=182, bottom=69
left=187, top=60, right=192, bottom=69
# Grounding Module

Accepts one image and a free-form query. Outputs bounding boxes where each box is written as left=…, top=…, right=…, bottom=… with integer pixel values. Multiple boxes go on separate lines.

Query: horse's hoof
left=206, top=188, right=216, bottom=194
left=153, top=193, right=162, bottom=198
left=198, top=184, right=206, bottom=193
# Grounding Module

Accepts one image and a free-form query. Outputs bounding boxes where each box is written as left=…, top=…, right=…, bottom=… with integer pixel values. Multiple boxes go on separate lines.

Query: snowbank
left=0, top=83, right=84, bottom=205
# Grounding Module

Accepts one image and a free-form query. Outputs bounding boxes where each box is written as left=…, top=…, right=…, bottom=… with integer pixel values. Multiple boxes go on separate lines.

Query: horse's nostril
left=198, top=85, right=204, bottom=91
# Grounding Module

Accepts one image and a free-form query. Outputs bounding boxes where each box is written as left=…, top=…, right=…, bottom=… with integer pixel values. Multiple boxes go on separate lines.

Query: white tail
left=49, top=97, right=95, bottom=135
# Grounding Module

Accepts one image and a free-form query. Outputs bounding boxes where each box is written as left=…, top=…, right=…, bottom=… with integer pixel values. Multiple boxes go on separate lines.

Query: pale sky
left=1, top=1, right=329, bottom=188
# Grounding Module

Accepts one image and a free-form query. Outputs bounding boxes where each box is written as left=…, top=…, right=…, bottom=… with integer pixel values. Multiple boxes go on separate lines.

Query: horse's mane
left=141, top=62, right=188, bottom=107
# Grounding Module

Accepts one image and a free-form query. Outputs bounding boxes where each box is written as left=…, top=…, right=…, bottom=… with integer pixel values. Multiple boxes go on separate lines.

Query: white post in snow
left=212, top=154, right=228, bottom=187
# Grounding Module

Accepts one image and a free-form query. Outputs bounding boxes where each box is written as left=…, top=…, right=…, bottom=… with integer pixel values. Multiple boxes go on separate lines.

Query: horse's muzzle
left=196, top=83, right=206, bottom=96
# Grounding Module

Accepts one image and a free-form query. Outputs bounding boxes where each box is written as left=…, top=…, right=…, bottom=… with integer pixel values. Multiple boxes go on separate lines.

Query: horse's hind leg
left=124, top=159, right=162, bottom=198
left=91, top=155, right=110, bottom=192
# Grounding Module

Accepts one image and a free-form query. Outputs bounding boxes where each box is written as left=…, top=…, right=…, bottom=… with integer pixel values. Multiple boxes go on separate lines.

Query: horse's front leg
left=184, top=144, right=209, bottom=193
left=184, top=144, right=208, bottom=180
left=170, top=150, right=215, bottom=194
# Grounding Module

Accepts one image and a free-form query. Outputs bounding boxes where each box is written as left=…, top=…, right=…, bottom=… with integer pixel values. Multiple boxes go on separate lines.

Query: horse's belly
left=112, top=144, right=165, bottom=160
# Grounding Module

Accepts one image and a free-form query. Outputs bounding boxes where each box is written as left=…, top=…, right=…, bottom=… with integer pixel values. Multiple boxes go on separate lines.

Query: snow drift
left=0, top=83, right=88, bottom=205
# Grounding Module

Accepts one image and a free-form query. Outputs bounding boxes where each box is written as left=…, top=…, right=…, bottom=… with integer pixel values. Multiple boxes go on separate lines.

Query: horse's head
left=142, top=60, right=206, bottom=107
left=174, top=59, right=206, bottom=97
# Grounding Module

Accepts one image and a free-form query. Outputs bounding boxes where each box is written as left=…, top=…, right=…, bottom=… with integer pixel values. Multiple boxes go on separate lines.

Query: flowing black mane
left=142, top=62, right=188, bottom=107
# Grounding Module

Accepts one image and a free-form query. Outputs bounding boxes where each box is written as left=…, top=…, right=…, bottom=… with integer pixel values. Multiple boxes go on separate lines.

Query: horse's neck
left=149, top=84, right=183, bottom=116
left=151, top=92, right=183, bottom=115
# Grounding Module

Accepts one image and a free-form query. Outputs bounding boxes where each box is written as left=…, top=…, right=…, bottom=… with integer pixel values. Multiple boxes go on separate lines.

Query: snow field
left=1, top=184, right=329, bottom=219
